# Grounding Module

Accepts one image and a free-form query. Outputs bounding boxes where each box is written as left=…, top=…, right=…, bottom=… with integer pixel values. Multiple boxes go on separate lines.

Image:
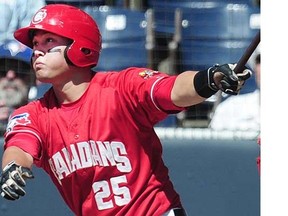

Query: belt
left=163, top=208, right=187, bottom=216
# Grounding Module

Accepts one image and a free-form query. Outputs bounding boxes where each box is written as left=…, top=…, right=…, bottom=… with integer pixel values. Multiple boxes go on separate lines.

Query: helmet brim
left=14, top=26, right=35, bottom=48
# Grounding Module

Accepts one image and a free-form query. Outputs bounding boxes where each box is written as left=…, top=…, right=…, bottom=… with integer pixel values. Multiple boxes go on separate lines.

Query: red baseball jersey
left=4, top=67, right=185, bottom=216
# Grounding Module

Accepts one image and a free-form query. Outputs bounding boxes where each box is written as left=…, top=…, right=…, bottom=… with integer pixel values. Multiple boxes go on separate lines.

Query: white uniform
left=210, top=89, right=260, bottom=131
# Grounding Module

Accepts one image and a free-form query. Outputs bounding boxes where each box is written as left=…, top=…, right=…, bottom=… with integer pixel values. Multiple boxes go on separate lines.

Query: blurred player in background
left=0, top=4, right=252, bottom=216
left=209, top=53, right=261, bottom=131
left=0, top=68, right=28, bottom=134
left=0, top=0, right=46, bottom=45
left=0, top=40, right=32, bottom=135
left=0, top=0, right=45, bottom=133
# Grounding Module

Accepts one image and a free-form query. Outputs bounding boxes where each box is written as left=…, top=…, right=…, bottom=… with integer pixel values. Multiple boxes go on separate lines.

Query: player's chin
left=36, top=75, right=52, bottom=84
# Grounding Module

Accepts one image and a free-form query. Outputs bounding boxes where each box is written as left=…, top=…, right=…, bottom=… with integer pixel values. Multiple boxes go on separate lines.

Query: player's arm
left=2, top=146, right=33, bottom=170
left=171, top=64, right=251, bottom=107
left=0, top=146, right=34, bottom=200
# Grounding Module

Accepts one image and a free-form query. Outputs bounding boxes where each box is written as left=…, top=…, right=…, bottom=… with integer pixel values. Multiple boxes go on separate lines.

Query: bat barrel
left=234, top=30, right=261, bottom=73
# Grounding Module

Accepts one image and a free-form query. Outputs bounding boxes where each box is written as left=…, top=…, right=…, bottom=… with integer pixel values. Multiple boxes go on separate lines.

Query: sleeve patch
left=6, top=112, right=31, bottom=132
left=139, top=70, right=159, bottom=79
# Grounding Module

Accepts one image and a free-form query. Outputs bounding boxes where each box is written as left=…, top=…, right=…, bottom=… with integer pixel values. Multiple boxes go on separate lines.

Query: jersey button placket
left=71, top=123, right=79, bottom=140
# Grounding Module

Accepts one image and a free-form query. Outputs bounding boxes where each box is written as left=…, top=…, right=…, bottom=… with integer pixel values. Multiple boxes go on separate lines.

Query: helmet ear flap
left=66, top=42, right=99, bottom=68
left=64, top=45, right=75, bottom=66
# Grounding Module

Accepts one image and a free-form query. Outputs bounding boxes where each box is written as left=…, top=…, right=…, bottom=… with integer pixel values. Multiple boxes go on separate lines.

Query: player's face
left=31, top=30, right=72, bottom=84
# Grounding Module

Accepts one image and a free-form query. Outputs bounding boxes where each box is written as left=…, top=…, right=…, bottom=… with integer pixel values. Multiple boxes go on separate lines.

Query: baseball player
left=0, top=4, right=251, bottom=216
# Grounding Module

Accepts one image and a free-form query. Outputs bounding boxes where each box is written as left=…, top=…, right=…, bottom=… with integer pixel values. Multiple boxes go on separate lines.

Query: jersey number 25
left=93, top=175, right=131, bottom=210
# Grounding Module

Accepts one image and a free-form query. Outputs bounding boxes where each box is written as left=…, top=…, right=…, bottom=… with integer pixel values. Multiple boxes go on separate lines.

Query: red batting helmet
left=14, top=4, right=102, bottom=68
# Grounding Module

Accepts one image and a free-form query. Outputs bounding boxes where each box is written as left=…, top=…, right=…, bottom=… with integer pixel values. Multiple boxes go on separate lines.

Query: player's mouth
left=34, top=62, right=44, bottom=70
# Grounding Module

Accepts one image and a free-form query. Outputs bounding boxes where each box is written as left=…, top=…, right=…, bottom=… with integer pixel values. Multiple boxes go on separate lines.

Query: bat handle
left=234, top=30, right=261, bottom=73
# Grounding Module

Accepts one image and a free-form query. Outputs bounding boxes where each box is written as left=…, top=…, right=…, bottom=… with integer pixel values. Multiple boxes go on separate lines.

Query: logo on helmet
left=32, top=9, right=47, bottom=24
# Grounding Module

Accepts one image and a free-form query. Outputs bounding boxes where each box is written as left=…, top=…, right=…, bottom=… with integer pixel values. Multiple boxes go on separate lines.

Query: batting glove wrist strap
left=0, top=161, right=34, bottom=200
left=194, top=64, right=252, bottom=97
left=193, top=66, right=219, bottom=98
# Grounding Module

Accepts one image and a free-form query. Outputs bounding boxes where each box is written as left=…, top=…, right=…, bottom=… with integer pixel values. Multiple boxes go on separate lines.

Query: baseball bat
left=208, top=30, right=261, bottom=122
left=234, top=30, right=261, bottom=73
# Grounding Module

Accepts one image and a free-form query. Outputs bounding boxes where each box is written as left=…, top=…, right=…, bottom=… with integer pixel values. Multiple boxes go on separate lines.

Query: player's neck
left=53, top=70, right=93, bottom=105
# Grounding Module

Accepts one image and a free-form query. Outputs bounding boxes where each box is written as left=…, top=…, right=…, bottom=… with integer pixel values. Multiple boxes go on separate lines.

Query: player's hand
left=208, top=64, right=252, bottom=95
left=0, top=161, right=34, bottom=200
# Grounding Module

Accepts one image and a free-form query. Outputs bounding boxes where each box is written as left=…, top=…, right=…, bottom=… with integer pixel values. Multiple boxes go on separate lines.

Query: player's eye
left=32, top=41, right=39, bottom=47
left=46, top=38, right=54, bottom=43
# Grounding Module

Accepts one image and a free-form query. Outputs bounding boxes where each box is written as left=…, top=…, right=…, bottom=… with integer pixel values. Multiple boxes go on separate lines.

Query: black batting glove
left=208, top=64, right=252, bottom=95
left=0, top=161, right=34, bottom=200
left=194, top=63, right=252, bottom=98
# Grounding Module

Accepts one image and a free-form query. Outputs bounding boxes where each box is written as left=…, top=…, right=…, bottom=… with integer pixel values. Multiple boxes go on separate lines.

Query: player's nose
left=32, top=49, right=45, bottom=58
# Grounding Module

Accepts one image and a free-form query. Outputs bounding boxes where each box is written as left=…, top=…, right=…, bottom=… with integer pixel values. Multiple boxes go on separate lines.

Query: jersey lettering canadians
left=4, top=67, right=184, bottom=216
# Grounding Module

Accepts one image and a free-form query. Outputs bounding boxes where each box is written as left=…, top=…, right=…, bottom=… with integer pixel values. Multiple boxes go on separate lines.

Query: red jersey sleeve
left=3, top=100, right=45, bottom=165
left=101, top=67, right=184, bottom=125
left=4, top=132, right=41, bottom=160
left=152, top=75, right=186, bottom=113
